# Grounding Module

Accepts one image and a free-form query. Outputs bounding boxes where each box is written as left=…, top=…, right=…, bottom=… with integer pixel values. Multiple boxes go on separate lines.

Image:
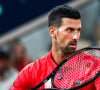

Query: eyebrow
left=65, top=27, right=82, bottom=30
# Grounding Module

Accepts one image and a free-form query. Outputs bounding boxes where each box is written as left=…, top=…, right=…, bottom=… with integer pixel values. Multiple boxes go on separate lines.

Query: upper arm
left=9, top=63, right=34, bottom=90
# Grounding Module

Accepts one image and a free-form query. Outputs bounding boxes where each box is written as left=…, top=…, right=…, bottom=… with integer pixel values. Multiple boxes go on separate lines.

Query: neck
left=51, top=44, right=69, bottom=65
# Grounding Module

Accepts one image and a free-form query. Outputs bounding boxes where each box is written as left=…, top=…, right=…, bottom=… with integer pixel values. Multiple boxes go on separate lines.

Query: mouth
left=69, top=43, right=77, bottom=48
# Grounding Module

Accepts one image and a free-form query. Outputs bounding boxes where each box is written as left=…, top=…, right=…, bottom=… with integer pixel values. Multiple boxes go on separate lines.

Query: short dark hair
left=48, top=4, right=81, bottom=28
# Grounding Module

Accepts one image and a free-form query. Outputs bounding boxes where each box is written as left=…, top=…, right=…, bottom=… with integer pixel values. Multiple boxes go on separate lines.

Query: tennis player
left=9, top=5, right=100, bottom=90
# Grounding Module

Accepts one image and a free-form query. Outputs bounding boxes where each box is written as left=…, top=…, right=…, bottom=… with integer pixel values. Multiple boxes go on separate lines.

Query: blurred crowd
left=0, top=40, right=33, bottom=90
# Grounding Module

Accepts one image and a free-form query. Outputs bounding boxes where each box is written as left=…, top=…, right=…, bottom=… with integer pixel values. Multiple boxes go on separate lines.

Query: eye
left=77, top=28, right=81, bottom=32
left=67, top=28, right=74, bottom=32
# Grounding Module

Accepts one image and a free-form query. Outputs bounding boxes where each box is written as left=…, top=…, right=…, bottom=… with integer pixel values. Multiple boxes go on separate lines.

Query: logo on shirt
left=45, top=78, right=51, bottom=88
left=75, top=80, right=81, bottom=85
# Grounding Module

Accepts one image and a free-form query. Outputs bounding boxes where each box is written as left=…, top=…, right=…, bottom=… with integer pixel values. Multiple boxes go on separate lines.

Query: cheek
left=57, top=34, right=70, bottom=45
left=61, top=33, right=72, bottom=42
left=56, top=31, right=72, bottom=45
left=79, top=33, right=80, bottom=38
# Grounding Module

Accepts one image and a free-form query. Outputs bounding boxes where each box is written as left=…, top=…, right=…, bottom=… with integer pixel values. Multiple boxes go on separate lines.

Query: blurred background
left=0, top=0, right=100, bottom=89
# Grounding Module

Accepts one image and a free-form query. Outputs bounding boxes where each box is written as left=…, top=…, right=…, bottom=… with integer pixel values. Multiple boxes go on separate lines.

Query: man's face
left=55, top=18, right=81, bottom=54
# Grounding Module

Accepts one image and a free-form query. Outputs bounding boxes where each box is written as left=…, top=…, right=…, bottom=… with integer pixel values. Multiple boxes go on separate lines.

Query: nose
left=73, top=32, right=80, bottom=40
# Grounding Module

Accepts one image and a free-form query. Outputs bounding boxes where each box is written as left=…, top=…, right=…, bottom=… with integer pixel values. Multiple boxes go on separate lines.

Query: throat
left=52, top=49, right=69, bottom=65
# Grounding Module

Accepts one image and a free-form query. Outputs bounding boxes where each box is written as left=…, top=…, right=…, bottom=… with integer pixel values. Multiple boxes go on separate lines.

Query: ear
left=49, top=26, right=56, bottom=38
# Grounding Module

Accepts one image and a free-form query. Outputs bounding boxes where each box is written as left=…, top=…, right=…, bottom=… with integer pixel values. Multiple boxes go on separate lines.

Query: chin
left=63, top=47, right=76, bottom=54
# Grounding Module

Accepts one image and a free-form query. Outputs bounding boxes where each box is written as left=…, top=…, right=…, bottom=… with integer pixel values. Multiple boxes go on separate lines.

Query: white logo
left=45, top=78, right=51, bottom=88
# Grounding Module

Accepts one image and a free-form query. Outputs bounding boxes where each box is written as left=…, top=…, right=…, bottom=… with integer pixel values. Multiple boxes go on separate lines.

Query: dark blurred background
left=0, top=0, right=71, bottom=35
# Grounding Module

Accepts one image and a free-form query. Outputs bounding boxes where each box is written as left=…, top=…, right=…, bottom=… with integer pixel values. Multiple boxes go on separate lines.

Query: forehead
left=61, top=18, right=81, bottom=27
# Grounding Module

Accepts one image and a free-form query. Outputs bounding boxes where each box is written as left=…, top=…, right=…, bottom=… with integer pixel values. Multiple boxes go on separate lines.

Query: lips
left=69, top=43, right=77, bottom=48
left=68, top=40, right=77, bottom=49
left=71, top=43, right=77, bottom=45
